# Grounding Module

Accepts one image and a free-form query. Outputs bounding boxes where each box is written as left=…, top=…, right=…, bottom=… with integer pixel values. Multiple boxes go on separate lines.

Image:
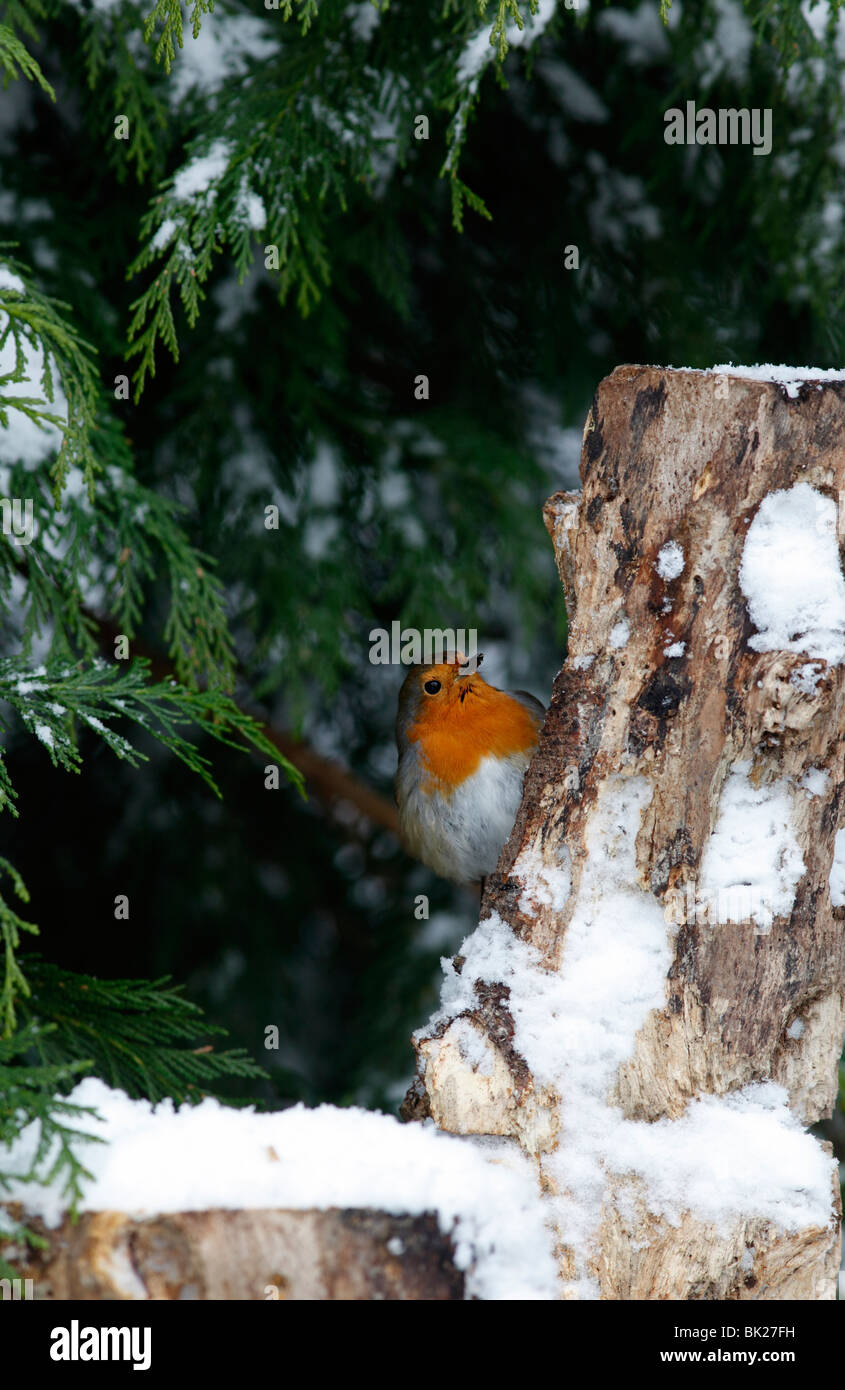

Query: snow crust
left=0, top=1078, right=559, bottom=1301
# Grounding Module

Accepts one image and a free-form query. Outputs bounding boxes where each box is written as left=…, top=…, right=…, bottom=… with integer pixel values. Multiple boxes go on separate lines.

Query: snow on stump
left=0, top=1079, right=559, bottom=1300
left=409, top=364, right=845, bottom=1300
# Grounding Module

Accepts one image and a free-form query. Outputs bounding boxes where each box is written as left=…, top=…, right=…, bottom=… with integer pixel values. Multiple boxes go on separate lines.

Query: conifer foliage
left=0, top=0, right=564, bottom=1239
left=1, top=0, right=845, bottom=1257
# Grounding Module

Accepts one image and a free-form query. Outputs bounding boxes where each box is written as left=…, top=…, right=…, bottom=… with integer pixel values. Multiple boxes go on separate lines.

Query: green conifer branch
left=0, top=252, right=102, bottom=501
left=81, top=10, right=171, bottom=182
left=0, top=0, right=49, bottom=45
left=18, top=959, right=269, bottom=1100
left=0, top=1022, right=99, bottom=1222
left=0, top=19, right=54, bottom=95
left=0, top=858, right=38, bottom=1035
left=0, top=656, right=304, bottom=811
left=143, top=0, right=215, bottom=73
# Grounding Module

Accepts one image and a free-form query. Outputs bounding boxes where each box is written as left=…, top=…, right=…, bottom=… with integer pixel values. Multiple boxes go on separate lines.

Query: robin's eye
left=423, top=679, right=441, bottom=695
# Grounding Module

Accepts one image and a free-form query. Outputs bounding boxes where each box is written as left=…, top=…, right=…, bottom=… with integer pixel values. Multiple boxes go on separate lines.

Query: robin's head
left=395, top=653, right=486, bottom=748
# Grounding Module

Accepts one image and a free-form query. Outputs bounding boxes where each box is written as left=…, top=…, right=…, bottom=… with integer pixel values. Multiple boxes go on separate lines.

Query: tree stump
left=0, top=1203, right=464, bottom=1300
left=410, top=365, right=845, bottom=1299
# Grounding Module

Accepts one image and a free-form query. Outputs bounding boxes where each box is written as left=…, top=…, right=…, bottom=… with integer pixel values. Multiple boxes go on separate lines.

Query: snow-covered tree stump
left=0, top=1078, right=558, bottom=1300
left=409, top=365, right=845, bottom=1299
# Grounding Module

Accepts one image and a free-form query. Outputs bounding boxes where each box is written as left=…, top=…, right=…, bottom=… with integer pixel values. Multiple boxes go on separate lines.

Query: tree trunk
left=410, top=365, right=845, bottom=1300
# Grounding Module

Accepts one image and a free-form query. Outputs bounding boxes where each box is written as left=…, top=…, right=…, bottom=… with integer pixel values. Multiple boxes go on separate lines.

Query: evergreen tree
left=0, top=0, right=844, bottom=1258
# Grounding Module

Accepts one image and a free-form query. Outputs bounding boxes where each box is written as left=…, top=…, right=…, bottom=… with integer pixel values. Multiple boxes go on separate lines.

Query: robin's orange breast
left=406, top=689, right=540, bottom=794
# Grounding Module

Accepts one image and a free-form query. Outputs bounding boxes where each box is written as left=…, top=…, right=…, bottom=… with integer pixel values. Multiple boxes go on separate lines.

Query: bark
left=0, top=1203, right=463, bottom=1300
left=409, top=365, right=845, bottom=1299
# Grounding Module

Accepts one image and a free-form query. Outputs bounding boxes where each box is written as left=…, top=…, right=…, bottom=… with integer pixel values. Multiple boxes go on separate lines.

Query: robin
left=394, top=654, right=544, bottom=885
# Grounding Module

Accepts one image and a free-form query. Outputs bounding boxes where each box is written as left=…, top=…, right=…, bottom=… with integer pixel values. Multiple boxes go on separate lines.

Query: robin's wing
left=510, top=689, right=545, bottom=722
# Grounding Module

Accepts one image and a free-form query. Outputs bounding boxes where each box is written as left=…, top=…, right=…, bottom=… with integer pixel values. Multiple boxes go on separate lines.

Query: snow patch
left=697, top=764, right=805, bottom=932
left=457, top=0, right=557, bottom=88
left=739, top=483, right=845, bottom=666
left=428, top=777, right=673, bottom=1294
left=618, top=1083, right=833, bottom=1233
left=151, top=218, right=176, bottom=252
left=535, top=59, right=609, bottom=123
left=514, top=843, right=571, bottom=916
left=451, top=1018, right=495, bottom=1076
left=0, top=267, right=25, bottom=294
left=235, top=183, right=267, bottom=231
left=829, top=829, right=845, bottom=908
left=0, top=1077, right=559, bottom=1301
left=696, top=0, right=754, bottom=87
left=656, top=541, right=684, bottom=581
left=0, top=322, right=68, bottom=466
left=609, top=617, right=629, bottom=649
left=800, top=767, right=829, bottom=797
left=171, top=140, right=232, bottom=201
left=425, top=767, right=835, bottom=1294
left=708, top=364, right=845, bottom=399
left=791, top=661, right=826, bottom=695
left=168, top=13, right=278, bottom=103
left=346, top=1, right=381, bottom=42
left=596, top=3, right=672, bottom=65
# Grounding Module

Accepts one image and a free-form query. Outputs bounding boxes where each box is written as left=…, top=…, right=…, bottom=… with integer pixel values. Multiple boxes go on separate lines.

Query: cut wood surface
left=1, top=1203, right=463, bottom=1301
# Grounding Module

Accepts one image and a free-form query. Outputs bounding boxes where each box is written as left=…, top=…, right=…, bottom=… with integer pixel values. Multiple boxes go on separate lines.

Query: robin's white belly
left=396, top=751, right=530, bottom=885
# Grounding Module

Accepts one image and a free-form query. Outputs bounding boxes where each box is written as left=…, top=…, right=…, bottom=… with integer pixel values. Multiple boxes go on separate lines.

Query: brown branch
left=246, top=720, right=400, bottom=836
left=92, top=618, right=400, bottom=837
